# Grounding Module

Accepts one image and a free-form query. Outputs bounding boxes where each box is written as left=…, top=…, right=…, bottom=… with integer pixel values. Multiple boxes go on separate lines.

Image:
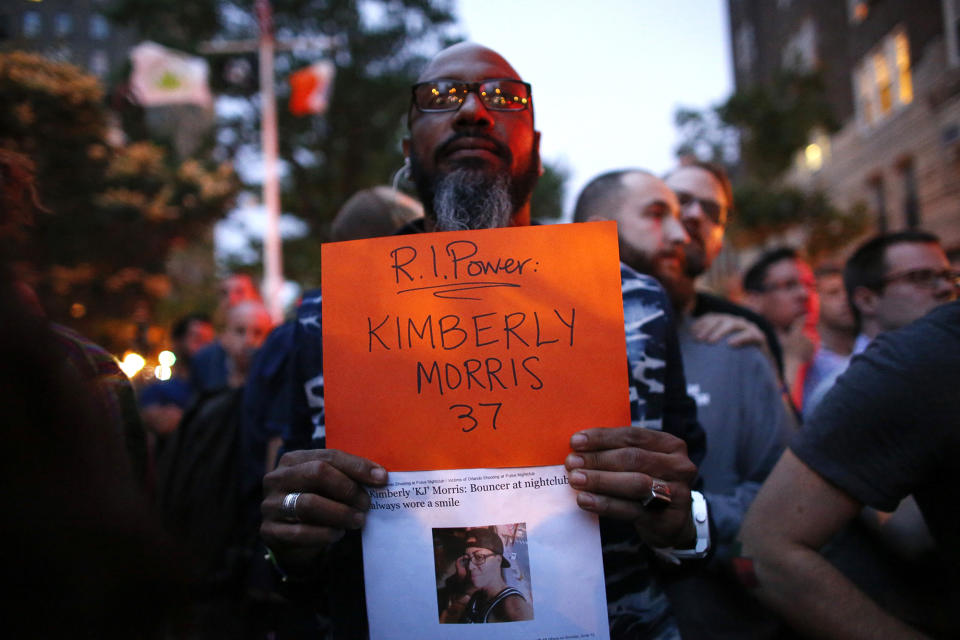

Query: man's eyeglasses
left=411, top=78, right=532, bottom=113
left=675, top=191, right=726, bottom=226
left=463, top=551, right=498, bottom=567
left=881, top=268, right=960, bottom=290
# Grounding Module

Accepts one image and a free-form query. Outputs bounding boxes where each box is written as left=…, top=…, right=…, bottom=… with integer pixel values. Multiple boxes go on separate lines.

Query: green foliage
left=104, top=0, right=221, bottom=52
left=531, top=160, right=570, bottom=222
left=673, top=107, right=738, bottom=167
left=718, top=69, right=839, bottom=182
left=727, top=182, right=869, bottom=261
left=108, top=0, right=460, bottom=229
left=673, top=68, right=865, bottom=256
left=0, top=52, right=238, bottom=351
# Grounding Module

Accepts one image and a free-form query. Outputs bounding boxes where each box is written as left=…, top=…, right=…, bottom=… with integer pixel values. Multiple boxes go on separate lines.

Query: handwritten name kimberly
left=366, top=308, right=575, bottom=395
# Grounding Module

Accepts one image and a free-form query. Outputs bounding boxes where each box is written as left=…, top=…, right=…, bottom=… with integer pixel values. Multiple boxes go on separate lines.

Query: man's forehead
left=622, top=172, right=677, bottom=204
left=667, top=166, right=717, bottom=192
left=417, top=42, right=523, bottom=82
left=885, top=241, right=947, bottom=268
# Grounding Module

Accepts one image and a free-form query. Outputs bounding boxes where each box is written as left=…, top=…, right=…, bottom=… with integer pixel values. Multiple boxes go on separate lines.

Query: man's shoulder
left=620, top=262, right=667, bottom=294
left=694, top=292, right=767, bottom=326
left=680, top=322, right=778, bottom=390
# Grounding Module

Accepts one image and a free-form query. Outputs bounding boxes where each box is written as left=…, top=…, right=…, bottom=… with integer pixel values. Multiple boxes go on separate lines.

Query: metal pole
left=257, top=0, right=284, bottom=323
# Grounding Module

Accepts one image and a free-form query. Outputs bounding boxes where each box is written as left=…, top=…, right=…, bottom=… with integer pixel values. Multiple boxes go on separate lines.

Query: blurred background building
left=729, top=0, right=960, bottom=253
left=0, top=0, right=138, bottom=80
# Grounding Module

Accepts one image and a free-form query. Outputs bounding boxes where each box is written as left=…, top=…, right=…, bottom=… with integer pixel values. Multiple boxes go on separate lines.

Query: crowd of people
left=2, top=40, right=958, bottom=639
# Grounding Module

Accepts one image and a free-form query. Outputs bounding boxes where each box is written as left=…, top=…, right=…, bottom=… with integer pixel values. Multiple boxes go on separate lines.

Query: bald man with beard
left=256, top=43, right=709, bottom=639
left=575, top=166, right=793, bottom=638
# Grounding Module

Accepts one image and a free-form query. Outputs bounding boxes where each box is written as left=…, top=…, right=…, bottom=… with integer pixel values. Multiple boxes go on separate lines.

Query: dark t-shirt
left=791, top=301, right=960, bottom=562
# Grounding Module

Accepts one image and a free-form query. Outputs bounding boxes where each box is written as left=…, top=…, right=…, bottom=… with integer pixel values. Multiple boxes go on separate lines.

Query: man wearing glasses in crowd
left=258, top=42, right=708, bottom=639
left=742, top=247, right=820, bottom=412
left=804, top=229, right=958, bottom=411
left=739, top=231, right=960, bottom=637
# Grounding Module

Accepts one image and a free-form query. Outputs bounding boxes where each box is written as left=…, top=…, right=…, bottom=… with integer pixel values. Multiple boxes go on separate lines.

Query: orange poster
left=321, top=221, right=630, bottom=471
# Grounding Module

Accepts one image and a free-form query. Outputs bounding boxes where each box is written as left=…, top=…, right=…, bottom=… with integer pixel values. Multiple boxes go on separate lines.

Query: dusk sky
left=456, top=0, right=734, bottom=216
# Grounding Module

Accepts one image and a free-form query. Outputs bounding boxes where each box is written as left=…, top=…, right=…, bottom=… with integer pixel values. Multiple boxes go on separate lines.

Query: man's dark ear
left=534, top=130, right=543, bottom=177
left=852, top=286, right=879, bottom=318
left=402, top=137, right=411, bottom=160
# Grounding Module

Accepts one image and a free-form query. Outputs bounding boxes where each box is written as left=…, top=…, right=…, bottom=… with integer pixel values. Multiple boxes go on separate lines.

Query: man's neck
left=509, top=203, right=531, bottom=227
left=818, top=323, right=855, bottom=355
left=860, top=319, right=883, bottom=342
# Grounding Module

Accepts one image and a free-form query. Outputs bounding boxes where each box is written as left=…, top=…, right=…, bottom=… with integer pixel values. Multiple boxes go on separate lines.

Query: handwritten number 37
left=449, top=402, right=502, bottom=432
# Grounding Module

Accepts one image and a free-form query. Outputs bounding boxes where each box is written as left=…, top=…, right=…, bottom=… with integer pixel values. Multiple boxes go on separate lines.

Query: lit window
left=894, top=31, right=913, bottom=104
left=54, top=13, right=73, bottom=37
left=23, top=11, right=42, bottom=38
left=797, top=129, right=831, bottom=173
left=89, top=14, right=109, bottom=40
left=782, top=18, right=817, bottom=71
left=853, top=27, right=913, bottom=128
left=873, top=52, right=892, bottom=113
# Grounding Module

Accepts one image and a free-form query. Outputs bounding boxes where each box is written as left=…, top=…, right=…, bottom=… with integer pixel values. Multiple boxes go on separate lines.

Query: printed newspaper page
left=363, top=465, right=608, bottom=640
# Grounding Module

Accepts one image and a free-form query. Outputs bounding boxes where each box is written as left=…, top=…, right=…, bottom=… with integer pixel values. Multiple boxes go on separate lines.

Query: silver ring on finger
left=280, top=491, right=303, bottom=523
left=641, top=478, right=672, bottom=509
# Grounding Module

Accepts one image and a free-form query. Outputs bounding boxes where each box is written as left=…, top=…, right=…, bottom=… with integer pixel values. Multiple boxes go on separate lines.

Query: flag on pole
left=289, top=61, right=336, bottom=117
left=130, top=41, right=213, bottom=108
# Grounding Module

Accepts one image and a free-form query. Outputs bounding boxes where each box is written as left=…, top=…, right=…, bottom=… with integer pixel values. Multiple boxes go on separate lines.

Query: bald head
left=416, top=42, right=524, bottom=85
left=574, top=169, right=692, bottom=310
left=222, top=301, right=273, bottom=386
left=574, top=170, right=665, bottom=222
left=404, top=41, right=540, bottom=230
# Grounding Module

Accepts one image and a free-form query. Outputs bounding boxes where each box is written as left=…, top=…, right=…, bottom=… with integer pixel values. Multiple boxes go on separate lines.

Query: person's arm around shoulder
left=738, top=449, right=930, bottom=639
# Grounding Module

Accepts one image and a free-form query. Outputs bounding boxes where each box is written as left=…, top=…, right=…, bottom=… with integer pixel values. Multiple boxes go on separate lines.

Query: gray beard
left=432, top=169, right=513, bottom=231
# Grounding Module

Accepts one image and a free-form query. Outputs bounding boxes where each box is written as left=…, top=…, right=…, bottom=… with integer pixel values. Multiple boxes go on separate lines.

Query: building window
left=899, top=158, right=920, bottom=228
left=90, top=50, right=109, bottom=77
left=89, top=14, right=109, bottom=40
left=868, top=177, right=887, bottom=233
left=944, top=0, right=960, bottom=67
left=854, top=27, right=914, bottom=127
left=782, top=18, right=817, bottom=71
left=735, top=23, right=757, bottom=75
left=54, top=13, right=73, bottom=37
left=23, top=11, right=42, bottom=38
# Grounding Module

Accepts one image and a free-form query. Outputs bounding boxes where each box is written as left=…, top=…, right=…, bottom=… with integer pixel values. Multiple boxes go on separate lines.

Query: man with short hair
left=329, top=186, right=424, bottom=242
left=798, top=265, right=857, bottom=416
left=743, top=248, right=818, bottom=411
left=804, top=230, right=957, bottom=411
left=664, top=162, right=784, bottom=377
left=575, top=167, right=792, bottom=637
left=259, top=42, right=707, bottom=639
left=192, top=272, right=264, bottom=394
left=845, top=230, right=956, bottom=343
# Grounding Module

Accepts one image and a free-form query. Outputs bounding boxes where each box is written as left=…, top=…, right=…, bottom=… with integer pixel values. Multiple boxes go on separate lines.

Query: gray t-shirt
left=678, top=318, right=793, bottom=558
